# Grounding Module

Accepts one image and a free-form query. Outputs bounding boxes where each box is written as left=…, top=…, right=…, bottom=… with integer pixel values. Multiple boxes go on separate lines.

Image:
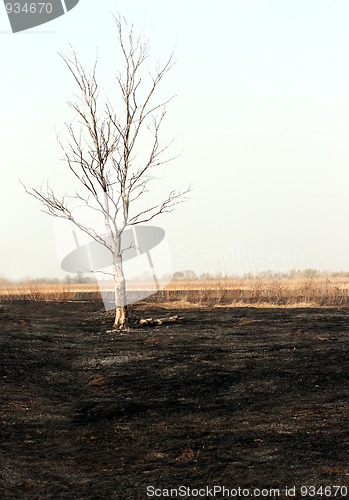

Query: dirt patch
left=1, top=301, right=349, bottom=499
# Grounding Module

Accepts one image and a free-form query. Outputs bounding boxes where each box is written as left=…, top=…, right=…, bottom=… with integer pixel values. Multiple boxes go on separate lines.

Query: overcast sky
left=1, top=0, right=349, bottom=281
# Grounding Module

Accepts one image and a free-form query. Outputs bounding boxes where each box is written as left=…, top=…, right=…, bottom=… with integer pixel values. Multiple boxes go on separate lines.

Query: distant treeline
left=2, top=269, right=349, bottom=285
left=0, top=273, right=96, bottom=285
left=172, top=269, right=349, bottom=280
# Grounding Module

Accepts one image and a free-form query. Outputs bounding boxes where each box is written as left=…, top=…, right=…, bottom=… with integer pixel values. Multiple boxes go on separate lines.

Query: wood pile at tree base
left=138, top=315, right=181, bottom=326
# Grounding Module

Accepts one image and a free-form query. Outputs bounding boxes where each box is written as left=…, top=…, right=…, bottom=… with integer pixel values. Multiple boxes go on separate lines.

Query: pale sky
left=1, top=0, right=349, bottom=280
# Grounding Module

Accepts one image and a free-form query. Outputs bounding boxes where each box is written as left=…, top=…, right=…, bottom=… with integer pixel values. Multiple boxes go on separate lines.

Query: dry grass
left=1, top=277, right=349, bottom=308
left=158, top=278, right=349, bottom=307
left=0, top=281, right=101, bottom=302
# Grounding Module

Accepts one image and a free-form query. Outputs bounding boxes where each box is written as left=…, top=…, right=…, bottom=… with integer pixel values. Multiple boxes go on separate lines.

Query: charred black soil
left=1, top=301, right=349, bottom=499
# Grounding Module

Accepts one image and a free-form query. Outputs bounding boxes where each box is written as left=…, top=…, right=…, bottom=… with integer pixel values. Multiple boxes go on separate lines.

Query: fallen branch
left=138, top=315, right=181, bottom=326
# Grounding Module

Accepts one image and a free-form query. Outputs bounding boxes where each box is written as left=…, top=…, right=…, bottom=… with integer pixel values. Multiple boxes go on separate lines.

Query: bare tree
left=23, top=15, right=189, bottom=330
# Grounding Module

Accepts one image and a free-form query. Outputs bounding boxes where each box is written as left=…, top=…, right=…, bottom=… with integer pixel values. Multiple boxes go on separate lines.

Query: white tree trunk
left=113, top=254, right=127, bottom=330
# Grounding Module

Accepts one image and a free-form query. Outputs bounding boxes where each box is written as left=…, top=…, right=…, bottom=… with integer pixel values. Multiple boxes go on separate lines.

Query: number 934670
left=5, top=3, right=53, bottom=15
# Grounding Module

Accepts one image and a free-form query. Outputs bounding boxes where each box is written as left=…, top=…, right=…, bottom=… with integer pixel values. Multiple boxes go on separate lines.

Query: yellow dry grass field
left=1, top=277, right=349, bottom=307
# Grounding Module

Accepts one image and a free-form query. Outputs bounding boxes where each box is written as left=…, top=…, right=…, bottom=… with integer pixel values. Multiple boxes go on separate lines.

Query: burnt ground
left=1, top=301, right=349, bottom=499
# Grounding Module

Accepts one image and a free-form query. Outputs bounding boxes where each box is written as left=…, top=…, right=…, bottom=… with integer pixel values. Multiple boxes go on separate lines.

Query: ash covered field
left=1, top=300, right=349, bottom=499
